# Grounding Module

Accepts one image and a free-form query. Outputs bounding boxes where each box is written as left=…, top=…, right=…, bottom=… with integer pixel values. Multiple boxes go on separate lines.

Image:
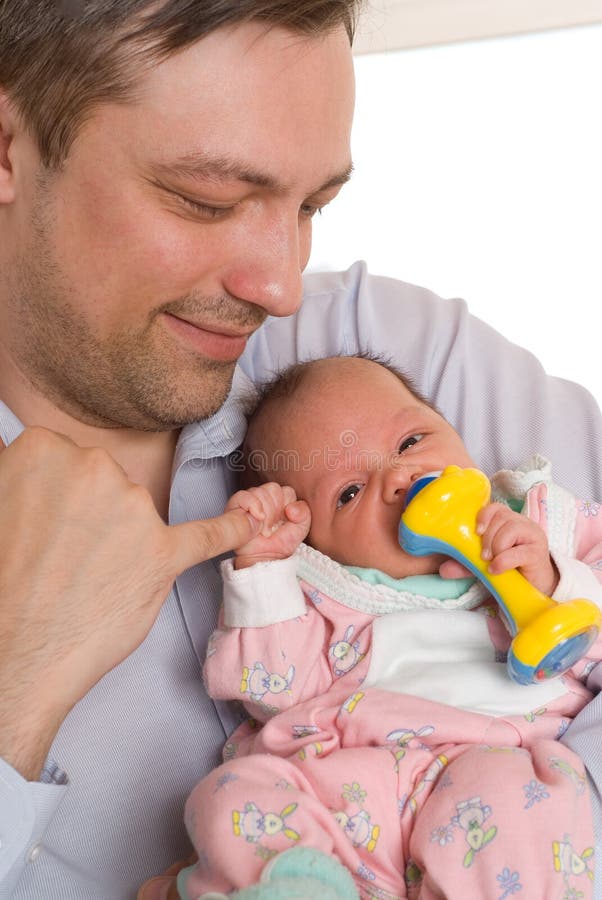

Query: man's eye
left=300, top=202, right=324, bottom=219
left=336, top=484, right=362, bottom=508
left=178, top=194, right=233, bottom=219
left=398, top=434, right=423, bottom=453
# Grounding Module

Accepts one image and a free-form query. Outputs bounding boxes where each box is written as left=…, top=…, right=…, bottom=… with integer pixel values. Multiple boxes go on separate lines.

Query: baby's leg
left=409, top=740, right=595, bottom=899
left=176, top=750, right=403, bottom=899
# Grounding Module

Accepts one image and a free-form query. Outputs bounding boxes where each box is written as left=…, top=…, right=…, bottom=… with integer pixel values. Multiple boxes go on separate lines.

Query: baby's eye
left=336, top=484, right=362, bottom=508
left=398, top=434, right=423, bottom=453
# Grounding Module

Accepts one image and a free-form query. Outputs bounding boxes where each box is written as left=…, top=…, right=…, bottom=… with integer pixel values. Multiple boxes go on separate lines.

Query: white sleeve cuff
left=220, top=556, right=307, bottom=627
left=551, top=551, right=602, bottom=609
left=0, top=757, right=67, bottom=894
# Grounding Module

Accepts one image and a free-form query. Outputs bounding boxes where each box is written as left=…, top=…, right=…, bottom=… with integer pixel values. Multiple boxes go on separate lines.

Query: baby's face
left=251, top=358, right=475, bottom=578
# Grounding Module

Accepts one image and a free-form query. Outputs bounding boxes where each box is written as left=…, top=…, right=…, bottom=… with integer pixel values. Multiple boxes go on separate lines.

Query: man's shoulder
left=301, top=260, right=453, bottom=310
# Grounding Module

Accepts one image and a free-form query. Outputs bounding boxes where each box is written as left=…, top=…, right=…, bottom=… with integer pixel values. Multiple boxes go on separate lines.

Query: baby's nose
left=382, top=462, right=417, bottom=503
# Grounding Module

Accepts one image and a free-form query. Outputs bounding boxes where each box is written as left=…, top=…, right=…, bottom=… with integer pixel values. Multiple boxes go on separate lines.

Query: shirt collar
left=172, top=364, right=257, bottom=473
left=0, top=398, right=25, bottom=445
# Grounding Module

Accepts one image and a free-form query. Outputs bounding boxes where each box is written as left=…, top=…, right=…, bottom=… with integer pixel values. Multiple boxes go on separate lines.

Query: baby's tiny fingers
left=285, top=499, right=311, bottom=523
left=264, top=483, right=294, bottom=517
left=227, top=491, right=265, bottom=522
left=479, top=509, right=525, bottom=560
left=487, top=545, right=535, bottom=575
left=281, top=485, right=299, bottom=507
left=264, top=520, right=285, bottom=537
left=245, top=494, right=270, bottom=522
left=476, top=502, right=511, bottom=536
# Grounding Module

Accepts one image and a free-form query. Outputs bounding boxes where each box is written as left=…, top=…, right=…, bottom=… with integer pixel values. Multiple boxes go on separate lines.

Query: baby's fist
left=226, top=483, right=311, bottom=569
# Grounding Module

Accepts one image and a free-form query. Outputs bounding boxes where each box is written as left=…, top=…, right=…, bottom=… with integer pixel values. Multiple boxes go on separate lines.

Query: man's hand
left=226, top=483, right=311, bottom=570
left=0, top=428, right=260, bottom=780
left=137, top=854, right=195, bottom=900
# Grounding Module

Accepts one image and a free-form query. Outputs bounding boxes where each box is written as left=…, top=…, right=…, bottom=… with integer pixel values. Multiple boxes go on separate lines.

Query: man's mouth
left=162, top=312, right=256, bottom=362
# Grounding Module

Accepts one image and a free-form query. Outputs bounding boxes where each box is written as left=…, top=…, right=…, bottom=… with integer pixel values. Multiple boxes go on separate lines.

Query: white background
left=308, top=24, right=602, bottom=404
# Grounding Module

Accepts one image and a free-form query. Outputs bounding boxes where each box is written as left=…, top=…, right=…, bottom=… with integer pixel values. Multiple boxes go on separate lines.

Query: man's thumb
left=169, top=508, right=260, bottom=573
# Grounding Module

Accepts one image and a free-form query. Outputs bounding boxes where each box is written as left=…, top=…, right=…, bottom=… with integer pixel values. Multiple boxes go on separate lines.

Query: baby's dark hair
left=240, top=351, right=440, bottom=486
left=248, top=350, right=437, bottom=419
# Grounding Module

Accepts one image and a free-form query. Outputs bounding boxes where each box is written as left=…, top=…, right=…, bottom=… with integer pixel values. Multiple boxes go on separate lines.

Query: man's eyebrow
left=150, top=153, right=353, bottom=193
left=318, top=164, right=354, bottom=192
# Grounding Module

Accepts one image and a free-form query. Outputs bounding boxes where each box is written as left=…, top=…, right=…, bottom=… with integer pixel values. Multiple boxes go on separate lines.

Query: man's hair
left=0, top=0, right=361, bottom=169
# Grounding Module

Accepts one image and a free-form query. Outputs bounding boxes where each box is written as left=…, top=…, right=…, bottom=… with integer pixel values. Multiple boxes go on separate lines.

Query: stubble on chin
left=7, top=265, right=243, bottom=430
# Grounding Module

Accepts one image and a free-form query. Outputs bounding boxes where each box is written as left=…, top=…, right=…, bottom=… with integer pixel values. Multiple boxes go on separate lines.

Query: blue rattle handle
left=399, top=466, right=601, bottom=684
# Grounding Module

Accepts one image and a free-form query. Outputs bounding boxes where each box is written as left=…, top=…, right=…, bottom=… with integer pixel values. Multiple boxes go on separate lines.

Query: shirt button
left=27, top=843, right=41, bottom=863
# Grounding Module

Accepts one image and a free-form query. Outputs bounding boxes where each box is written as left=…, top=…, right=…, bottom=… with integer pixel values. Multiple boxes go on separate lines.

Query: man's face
left=0, top=23, right=354, bottom=429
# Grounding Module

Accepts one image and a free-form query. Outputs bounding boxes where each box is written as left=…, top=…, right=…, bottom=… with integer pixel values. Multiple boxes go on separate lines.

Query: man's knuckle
left=83, top=445, right=114, bottom=473
left=14, top=426, right=55, bottom=460
left=127, top=482, right=154, bottom=511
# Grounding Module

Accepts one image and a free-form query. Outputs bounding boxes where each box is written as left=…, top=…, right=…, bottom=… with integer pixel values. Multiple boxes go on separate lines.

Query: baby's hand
left=475, top=502, right=559, bottom=595
left=225, top=483, right=311, bottom=570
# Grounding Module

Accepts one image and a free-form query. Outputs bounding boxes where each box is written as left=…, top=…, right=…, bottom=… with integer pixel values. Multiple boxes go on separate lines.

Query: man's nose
left=222, top=210, right=307, bottom=318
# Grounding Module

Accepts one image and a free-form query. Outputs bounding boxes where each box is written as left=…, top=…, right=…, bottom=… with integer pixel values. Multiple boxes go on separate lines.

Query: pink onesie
left=181, top=459, right=602, bottom=899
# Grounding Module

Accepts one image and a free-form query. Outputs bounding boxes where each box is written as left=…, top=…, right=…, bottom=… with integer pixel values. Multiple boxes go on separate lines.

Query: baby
left=143, top=355, right=602, bottom=900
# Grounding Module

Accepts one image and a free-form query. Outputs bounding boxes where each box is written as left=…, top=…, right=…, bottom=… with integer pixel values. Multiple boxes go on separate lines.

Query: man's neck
left=0, top=370, right=179, bottom=521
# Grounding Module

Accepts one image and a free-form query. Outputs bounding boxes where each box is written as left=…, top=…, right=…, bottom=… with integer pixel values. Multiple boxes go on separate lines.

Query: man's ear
left=0, top=90, right=20, bottom=205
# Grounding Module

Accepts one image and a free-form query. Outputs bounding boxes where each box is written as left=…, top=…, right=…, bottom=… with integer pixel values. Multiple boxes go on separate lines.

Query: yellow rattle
left=399, top=465, right=601, bottom=684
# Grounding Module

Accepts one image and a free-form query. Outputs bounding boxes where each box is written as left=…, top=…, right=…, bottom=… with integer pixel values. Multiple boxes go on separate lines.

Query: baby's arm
left=204, top=485, right=337, bottom=717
